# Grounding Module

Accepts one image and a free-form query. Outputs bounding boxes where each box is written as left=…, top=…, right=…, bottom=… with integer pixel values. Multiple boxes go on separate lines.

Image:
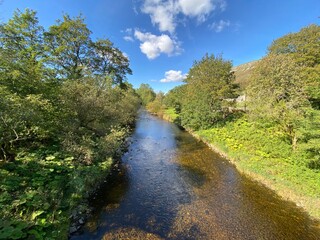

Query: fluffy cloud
left=134, top=30, right=181, bottom=59
left=178, top=0, right=213, bottom=22
left=142, top=0, right=178, bottom=33
left=141, top=0, right=227, bottom=33
left=160, top=70, right=187, bottom=83
left=209, top=19, right=230, bottom=32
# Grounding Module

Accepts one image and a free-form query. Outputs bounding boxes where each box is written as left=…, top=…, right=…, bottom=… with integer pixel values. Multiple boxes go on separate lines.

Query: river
left=71, top=110, right=320, bottom=239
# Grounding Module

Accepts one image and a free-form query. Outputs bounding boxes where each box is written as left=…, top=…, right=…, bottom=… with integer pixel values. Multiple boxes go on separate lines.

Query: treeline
left=148, top=24, right=320, bottom=168
left=0, top=10, right=139, bottom=239
left=145, top=24, right=320, bottom=218
left=141, top=53, right=239, bottom=128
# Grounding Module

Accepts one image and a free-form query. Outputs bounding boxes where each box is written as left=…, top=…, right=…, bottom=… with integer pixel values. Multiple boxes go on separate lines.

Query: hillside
left=232, top=60, right=259, bottom=89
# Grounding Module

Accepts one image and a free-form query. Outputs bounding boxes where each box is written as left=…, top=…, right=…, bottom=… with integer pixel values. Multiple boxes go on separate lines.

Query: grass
left=162, top=108, right=179, bottom=124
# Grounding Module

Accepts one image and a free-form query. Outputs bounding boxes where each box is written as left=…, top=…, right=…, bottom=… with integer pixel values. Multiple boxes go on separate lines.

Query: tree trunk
left=292, top=133, right=298, bottom=151
left=0, top=143, right=15, bottom=162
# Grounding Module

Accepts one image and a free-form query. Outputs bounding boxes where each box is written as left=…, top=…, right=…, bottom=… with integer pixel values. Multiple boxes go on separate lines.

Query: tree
left=0, top=9, right=47, bottom=95
left=44, top=14, right=91, bottom=80
left=0, top=9, right=58, bottom=161
left=60, top=76, right=139, bottom=164
left=90, top=39, right=132, bottom=87
left=0, top=9, right=139, bottom=239
left=136, top=83, right=156, bottom=106
left=163, top=84, right=186, bottom=113
left=247, top=54, right=311, bottom=149
left=181, top=54, right=238, bottom=130
left=147, top=91, right=165, bottom=115
left=0, top=86, right=57, bottom=161
left=268, top=24, right=320, bottom=109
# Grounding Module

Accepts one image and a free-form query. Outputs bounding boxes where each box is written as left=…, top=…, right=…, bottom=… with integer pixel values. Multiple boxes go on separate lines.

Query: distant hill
left=232, top=60, right=259, bottom=90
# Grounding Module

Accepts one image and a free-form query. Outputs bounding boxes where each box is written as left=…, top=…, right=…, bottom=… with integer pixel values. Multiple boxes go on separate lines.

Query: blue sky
left=1, top=0, right=319, bottom=92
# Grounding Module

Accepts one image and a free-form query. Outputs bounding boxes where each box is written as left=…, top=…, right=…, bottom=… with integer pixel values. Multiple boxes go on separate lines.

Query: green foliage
left=60, top=77, right=139, bottom=164
left=0, top=9, right=139, bottom=239
left=180, top=53, right=238, bottom=130
left=163, top=84, right=186, bottom=113
left=268, top=24, right=320, bottom=108
left=146, top=92, right=165, bottom=115
left=136, top=83, right=156, bottom=106
left=44, top=14, right=92, bottom=80
left=0, top=9, right=49, bottom=96
left=163, top=108, right=179, bottom=123
left=268, top=24, right=320, bottom=67
left=298, top=110, right=320, bottom=169
left=90, top=39, right=132, bottom=87
left=44, top=15, right=132, bottom=86
left=0, top=151, right=115, bottom=239
left=0, top=86, right=58, bottom=161
left=247, top=54, right=311, bottom=149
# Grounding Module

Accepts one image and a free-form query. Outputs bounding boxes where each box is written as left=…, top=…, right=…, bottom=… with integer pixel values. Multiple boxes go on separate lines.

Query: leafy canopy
left=181, top=54, right=238, bottom=130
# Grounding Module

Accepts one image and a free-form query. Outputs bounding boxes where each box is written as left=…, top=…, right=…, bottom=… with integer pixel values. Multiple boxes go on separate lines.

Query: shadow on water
left=71, top=110, right=320, bottom=240
left=82, top=163, right=130, bottom=233
left=176, top=164, right=207, bottom=188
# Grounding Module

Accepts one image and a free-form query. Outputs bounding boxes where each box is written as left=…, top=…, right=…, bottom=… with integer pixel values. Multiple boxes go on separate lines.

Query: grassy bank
left=162, top=108, right=320, bottom=220
left=162, top=108, right=179, bottom=123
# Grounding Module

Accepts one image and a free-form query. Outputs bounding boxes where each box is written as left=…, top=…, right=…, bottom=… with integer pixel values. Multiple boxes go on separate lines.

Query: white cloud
left=141, top=0, right=227, bottom=33
left=209, top=19, right=230, bottom=32
left=122, top=28, right=135, bottom=42
left=213, top=0, right=227, bottom=12
left=134, top=30, right=181, bottom=59
left=178, top=0, right=213, bottom=22
left=160, top=70, right=187, bottom=83
left=124, top=36, right=134, bottom=42
left=124, top=28, right=133, bottom=33
left=141, top=0, right=178, bottom=33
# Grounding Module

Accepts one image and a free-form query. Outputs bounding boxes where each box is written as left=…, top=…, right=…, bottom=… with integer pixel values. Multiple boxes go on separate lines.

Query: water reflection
left=71, top=110, right=320, bottom=240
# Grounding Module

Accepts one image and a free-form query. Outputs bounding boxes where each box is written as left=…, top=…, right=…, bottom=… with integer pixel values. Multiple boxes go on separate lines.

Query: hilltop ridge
left=232, top=60, right=259, bottom=89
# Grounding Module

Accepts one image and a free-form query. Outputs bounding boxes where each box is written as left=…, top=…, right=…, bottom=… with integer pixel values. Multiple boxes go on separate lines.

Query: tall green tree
left=268, top=24, right=320, bottom=108
left=0, top=9, right=57, bottom=161
left=44, top=14, right=91, bottom=80
left=0, top=9, right=47, bottom=95
left=247, top=54, right=311, bottom=149
left=90, top=39, right=132, bottom=87
left=181, top=54, right=238, bottom=130
left=164, top=84, right=186, bottom=113
left=136, top=83, right=156, bottom=106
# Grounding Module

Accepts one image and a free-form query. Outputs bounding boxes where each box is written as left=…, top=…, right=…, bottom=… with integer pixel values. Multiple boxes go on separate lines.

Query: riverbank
left=0, top=130, right=133, bottom=239
left=161, top=108, right=320, bottom=221
left=0, top=150, right=115, bottom=239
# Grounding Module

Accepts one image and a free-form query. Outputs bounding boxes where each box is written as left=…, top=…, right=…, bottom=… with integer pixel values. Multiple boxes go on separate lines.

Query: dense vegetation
left=0, top=10, right=140, bottom=239
left=136, top=83, right=156, bottom=106
left=150, top=24, right=320, bottom=219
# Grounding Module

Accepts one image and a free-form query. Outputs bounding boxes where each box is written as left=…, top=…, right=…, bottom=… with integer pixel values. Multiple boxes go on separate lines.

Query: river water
left=72, top=110, right=320, bottom=240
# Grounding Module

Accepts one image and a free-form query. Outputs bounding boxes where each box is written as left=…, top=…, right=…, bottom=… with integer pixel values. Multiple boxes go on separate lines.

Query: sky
left=0, top=0, right=319, bottom=92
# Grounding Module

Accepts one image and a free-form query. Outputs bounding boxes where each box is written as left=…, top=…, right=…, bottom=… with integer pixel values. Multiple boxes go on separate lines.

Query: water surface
left=72, top=110, right=320, bottom=239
